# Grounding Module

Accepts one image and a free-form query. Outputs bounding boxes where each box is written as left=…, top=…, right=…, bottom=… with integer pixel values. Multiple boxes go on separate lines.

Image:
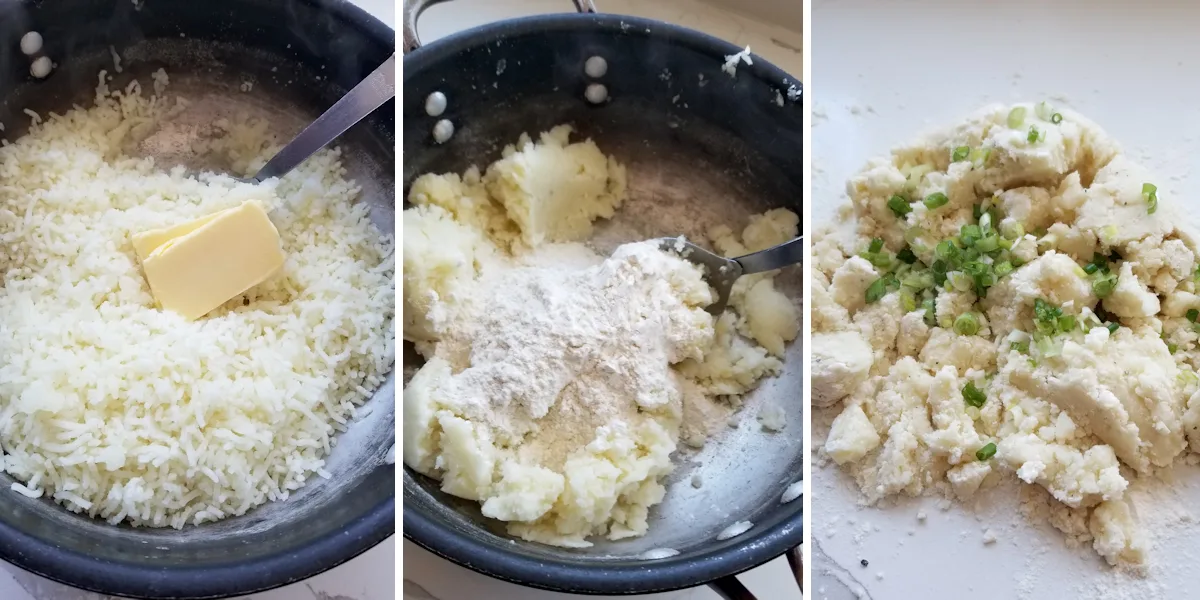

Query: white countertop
left=0, top=1, right=397, bottom=599
left=404, top=1, right=801, bottom=599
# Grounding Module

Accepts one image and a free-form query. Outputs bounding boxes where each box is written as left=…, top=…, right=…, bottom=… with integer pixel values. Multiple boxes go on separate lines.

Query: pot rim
left=0, top=1, right=397, bottom=598
left=402, top=12, right=803, bottom=595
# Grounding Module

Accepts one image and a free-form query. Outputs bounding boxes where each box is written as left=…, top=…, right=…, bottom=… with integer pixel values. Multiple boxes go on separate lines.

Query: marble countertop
left=0, top=0, right=396, bottom=598
left=404, top=0, right=802, bottom=599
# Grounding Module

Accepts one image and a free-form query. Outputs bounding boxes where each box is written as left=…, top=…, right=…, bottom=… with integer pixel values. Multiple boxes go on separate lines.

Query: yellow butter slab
left=137, top=201, right=285, bottom=320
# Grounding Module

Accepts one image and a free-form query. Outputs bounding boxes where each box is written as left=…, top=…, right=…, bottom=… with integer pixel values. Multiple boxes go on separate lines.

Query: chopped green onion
left=924, top=192, right=950, bottom=210
left=902, top=270, right=935, bottom=290
left=952, top=146, right=970, bottom=162
left=1092, top=273, right=1117, bottom=298
left=979, top=211, right=993, bottom=232
left=994, top=261, right=1014, bottom=277
left=1169, top=342, right=1179, bottom=354
left=963, top=380, right=987, bottom=408
left=1027, top=126, right=1040, bottom=143
left=960, top=224, right=983, bottom=247
left=1107, top=322, right=1120, bottom=334
left=869, top=238, right=884, bottom=253
left=976, top=442, right=997, bottom=461
left=1007, top=106, right=1027, bottom=129
left=1036, top=335, right=1063, bottom=357
left=1011, top=339, right=1030, bottom=354
left=1033, top=298, right=1064, bottom=336
left=905, top=226, right=930, bottom=249
left=999, top=220, right=1024, bottom=240
left=923, top=298, right=936, bottom=327
left=1083, top=262, right=1099, bottom=275
left=931, top=260, right=949, bottom=285
left=975, top=234, right=1000, bottom=253
left=897, top=247, right=918, bottom=264
left=969, top=147, right=992, bottom=168
left=1143, top=183, right=1158, bottom=215
left=949, top=271, right=974, bottom=292
left=972, top=203, right=983, bottom=221
left=1187, top=308, right=1199, bottom=323
left=954, top=312, right=981, bottom=336
left=1057, top=315, right=1077, bottom=332
left=962, top=261, right=990, bottom=278
left=865, top=278, right=888, bottom=304
left=887, top=194, right=912, bottom=218
left=1051, top=113, right=1063, bottom=124
left=935, top=240, right=960, bottom=262
left=1035, top=101, right=1053, bottom=121
left=900, top=288, right=918, bottom=313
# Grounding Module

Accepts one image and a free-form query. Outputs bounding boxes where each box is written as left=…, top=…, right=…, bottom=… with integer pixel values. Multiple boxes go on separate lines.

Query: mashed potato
left=404, top=126, right=798, bottom=547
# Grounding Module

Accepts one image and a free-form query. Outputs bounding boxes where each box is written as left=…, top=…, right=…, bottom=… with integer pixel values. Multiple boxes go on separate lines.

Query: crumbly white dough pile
left=403, top=126, right=799, bottom=547
left=814, top=102, right=1200, bottom=568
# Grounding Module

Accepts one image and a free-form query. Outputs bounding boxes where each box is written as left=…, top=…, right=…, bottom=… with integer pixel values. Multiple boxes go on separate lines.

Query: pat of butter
left=133, top=200, right=285, bottom=320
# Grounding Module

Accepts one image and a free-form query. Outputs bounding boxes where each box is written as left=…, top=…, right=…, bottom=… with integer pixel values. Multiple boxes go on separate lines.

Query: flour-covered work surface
left=0, top=71, right=395, bottom=528
left=813, top=98, right=1200, bottom=578
left=402, top=126, right=799, bottom=548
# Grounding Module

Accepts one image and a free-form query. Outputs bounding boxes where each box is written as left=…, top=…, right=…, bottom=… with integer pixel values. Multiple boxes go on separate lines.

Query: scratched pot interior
left=402, top=17, right=802, bottom=565
left=0, top=21, right=394, bottom=565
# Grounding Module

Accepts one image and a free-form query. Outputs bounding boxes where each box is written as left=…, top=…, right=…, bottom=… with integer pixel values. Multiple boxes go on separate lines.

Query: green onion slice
left=888, top=194, right=912, bottom=218
left=924, top=192, right=950, bottom=210
left=1143, top=183, right=1158, bottom=215
left=954, top=312, right=981, bottom=336
left=963, top=380, right=987, bottom=408
left=1007, top=106, right=1027, bottom=129
left=865, top=278, right=888, bottom=304
left=1093, top=274, right=1117, bottom=298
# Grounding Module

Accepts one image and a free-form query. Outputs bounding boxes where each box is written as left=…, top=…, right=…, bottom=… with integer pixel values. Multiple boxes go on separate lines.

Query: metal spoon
left=240, top=54, right=396, bottom=184
left=658, top=236, right=803, bottom=315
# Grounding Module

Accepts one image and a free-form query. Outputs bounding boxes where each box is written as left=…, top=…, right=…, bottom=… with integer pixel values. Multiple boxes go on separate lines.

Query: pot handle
left=404, top=0, right=597, bottom=54
left=707, top=545, right=803, bottom=600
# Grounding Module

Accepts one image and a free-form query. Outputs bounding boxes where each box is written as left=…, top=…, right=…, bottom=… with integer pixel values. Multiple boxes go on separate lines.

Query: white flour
left=435, top=241, right=715, bottom=471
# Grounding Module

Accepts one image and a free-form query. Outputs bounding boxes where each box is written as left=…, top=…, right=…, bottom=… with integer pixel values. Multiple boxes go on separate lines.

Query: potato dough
left=815, top=102, right=1200, bottom=568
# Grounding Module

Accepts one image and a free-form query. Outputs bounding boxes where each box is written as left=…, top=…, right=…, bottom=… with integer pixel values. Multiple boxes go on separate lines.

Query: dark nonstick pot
left=402, top=2, right=803, bottom=598
left=0, top=1, right=395, bottom=598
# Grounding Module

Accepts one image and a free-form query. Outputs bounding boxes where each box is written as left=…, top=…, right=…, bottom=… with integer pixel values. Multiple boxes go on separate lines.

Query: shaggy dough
left=815, top=103, right=1200, bottom=568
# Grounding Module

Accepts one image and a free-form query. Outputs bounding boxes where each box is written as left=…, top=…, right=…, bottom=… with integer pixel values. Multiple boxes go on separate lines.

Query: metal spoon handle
left=734, top=236, right=803, bottom=275
left=251, top=54, right=396, bottom=182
